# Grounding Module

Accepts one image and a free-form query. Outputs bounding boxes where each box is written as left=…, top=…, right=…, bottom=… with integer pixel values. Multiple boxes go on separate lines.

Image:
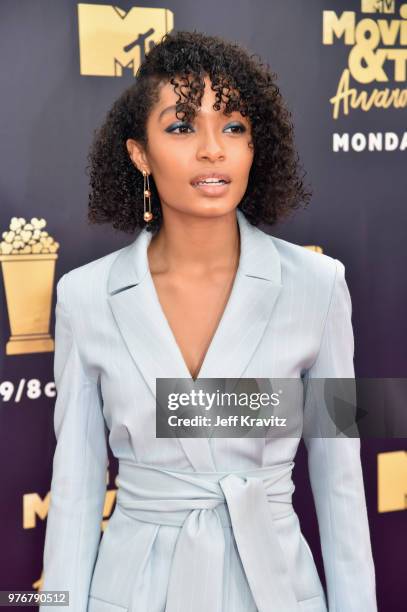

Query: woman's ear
left=126, top=138, right=150, bottom=174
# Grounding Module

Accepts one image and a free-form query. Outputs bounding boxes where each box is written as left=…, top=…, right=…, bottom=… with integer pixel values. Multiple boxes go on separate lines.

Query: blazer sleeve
left=302, top=259, right=378, bottom=612
left=40, top=274, right=108, bottom=611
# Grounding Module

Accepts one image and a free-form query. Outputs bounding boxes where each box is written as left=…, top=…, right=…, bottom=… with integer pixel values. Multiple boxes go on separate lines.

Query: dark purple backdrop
left=0, top=1, right=405, bottom=611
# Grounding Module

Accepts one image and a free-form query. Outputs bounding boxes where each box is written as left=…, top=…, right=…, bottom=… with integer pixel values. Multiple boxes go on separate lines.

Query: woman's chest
left=93, top=302, right=318, bottom=428
left=150, top=271, right=237, bottom=380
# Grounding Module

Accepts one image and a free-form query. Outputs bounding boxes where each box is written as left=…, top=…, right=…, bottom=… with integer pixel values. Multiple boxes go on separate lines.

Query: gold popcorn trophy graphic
left=0, top=217, right=59, bottom=355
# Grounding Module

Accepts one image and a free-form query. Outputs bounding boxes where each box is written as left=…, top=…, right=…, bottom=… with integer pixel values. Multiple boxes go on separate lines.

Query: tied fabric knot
left=116, top=461, right=300, bottom=612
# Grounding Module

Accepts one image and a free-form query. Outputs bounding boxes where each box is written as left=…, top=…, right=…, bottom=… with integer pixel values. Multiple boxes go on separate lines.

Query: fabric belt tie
left=115, top=460, right=301, bottom=612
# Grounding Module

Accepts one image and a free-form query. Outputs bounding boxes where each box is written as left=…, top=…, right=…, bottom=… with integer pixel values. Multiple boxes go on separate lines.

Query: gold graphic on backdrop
left=304, top=245, right=323, bottom=253
left=378, top=450, right=407, bottom=512
left=33, top=574, right=42, bottom=592
left=77, top=3, right=174, bottom=76
left=362, top=0, right=395, bottom=12
left=322, top=2, right=407, bottom=118
left=362, top=0, right=395, bottom=13
left=0, top=217, right=59, bottom=355
left=23, top=492, right=49, bottom=529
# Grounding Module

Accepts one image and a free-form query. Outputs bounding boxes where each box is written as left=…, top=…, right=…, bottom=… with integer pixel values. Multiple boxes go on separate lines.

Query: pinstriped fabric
left=301, top=260, right=376, bottom=612
left=40, top=210, right=377, bottom=612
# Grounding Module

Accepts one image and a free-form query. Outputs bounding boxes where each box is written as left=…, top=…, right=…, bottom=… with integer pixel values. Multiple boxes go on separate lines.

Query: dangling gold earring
left=143, top=170, right=153, bottom=222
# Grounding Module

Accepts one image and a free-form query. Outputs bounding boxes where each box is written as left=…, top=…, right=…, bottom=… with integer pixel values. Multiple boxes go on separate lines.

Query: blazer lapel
left=107, top=209, right=283, bottom=471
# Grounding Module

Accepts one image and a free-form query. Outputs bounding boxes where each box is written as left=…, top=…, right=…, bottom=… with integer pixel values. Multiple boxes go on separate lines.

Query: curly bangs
left=86, top=29, right=312, bottom=234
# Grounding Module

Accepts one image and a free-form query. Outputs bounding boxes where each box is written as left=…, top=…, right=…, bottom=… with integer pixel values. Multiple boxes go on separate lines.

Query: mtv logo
left=77, top=4, right=174, bottom=76
left=361, top=0, right=395, bottom=12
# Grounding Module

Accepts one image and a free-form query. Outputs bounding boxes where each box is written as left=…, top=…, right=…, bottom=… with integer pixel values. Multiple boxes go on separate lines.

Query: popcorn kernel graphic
left=0, top=216, right=59, bottom=355
left=0, top=217, right=59, bottom=255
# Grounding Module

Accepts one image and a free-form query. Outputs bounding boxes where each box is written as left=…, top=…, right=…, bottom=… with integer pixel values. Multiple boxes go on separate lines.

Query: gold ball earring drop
left=143, top=170, right=153, bottom=222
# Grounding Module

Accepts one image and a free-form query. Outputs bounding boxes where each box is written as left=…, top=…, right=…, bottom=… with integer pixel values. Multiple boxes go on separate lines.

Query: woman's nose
left=195, top=129, right=225, bottom=161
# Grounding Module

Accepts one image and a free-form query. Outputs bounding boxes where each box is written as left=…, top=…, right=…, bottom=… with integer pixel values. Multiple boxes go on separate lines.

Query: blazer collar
left=108, top=209, right=281, bottom=292
left=107, top=209, right=282, bottom=471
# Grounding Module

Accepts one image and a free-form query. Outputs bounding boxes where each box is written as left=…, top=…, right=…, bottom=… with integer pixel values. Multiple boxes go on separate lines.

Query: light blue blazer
left=40, top=209, right=377, bottom=612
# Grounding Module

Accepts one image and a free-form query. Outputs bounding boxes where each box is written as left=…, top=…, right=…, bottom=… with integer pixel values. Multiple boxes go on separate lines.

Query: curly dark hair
left=87, top=29, right=311, bottom=235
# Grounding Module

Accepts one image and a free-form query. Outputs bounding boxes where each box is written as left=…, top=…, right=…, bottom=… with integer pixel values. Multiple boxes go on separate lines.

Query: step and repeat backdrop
left=0, top=1, right=406, bottom=610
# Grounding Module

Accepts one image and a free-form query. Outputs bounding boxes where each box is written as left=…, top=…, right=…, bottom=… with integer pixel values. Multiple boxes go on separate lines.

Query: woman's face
left=127, top=75, right=254, bottom=220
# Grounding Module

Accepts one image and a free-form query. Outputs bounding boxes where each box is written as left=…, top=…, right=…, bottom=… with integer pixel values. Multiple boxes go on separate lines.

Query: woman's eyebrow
left=158, top=105, right=177, bottom=121
left=158, top=104, right=248, bottom=122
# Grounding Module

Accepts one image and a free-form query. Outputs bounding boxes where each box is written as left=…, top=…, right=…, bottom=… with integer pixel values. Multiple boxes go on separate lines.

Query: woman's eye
left=224, top=123, right=246, bottom=134
left=165, top=123, right=193, bottom=134
left=165, top=122, right=247, bottom=135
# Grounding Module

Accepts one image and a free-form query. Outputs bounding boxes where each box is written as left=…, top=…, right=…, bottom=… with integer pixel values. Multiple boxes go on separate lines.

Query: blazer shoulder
left=56, top=243, right=129, bottom=309
left=269, top=234, right=341, bottom=285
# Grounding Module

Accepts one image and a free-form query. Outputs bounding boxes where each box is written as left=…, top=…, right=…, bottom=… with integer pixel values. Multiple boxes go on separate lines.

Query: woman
left=40, top=31, right=377, bottom=612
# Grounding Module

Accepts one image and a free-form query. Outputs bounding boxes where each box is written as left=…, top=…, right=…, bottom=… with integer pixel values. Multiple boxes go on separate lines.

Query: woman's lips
left=190, top=172, right=231, bottom=196
left=190, top=172, right=231, bottom=185
left=191, top=181, right=231, bottom=197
